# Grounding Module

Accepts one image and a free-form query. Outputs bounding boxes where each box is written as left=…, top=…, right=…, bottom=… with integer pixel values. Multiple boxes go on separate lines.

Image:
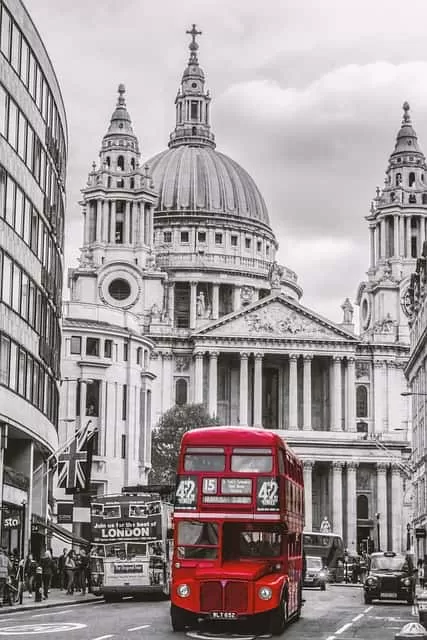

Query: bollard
left=395, top=622, right=427, bottom=640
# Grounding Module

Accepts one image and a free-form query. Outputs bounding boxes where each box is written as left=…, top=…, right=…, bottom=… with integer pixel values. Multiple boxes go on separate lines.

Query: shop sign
left=415, top=527, right=427, bottom=538
left=3, top=515, right=20, bottom=529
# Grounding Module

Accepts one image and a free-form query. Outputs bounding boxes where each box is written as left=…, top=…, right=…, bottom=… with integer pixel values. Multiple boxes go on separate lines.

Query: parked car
left=303, top=555, right=327, bottom=590
left=363, top=551, right=416, bottom=604
left=417, top=589, right=427, bottom=626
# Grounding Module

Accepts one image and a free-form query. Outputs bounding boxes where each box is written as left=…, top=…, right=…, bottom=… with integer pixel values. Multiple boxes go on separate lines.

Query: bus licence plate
left=210, top=612, right=238, bottom=620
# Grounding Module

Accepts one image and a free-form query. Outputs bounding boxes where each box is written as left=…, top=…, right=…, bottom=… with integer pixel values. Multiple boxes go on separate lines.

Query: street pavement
left=0, top=584, right=422, bottom=640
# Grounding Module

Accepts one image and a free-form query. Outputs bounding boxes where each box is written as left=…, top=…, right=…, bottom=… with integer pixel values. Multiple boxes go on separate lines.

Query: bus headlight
left=366, top=577, right=377, bottom=586
left=177, top=584, right=190, bottom=598
left=402, top=578, right=411, bottom=586
left=258, top=587, right=272, bottom=600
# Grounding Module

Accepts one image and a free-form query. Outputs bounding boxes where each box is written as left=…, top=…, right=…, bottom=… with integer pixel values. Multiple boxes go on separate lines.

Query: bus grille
left=200, top=581, right=248, bottom=613
left=200, top=582, right=222, bottom=611
left=225, top=582, right=248, bottom=612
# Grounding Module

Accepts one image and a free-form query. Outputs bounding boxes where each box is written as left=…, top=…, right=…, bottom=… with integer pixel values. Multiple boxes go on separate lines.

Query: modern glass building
left=0, top=0, right=67, bottom=557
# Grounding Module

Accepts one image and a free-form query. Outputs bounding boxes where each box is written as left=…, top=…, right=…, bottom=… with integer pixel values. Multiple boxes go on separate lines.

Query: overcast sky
left=26, top=0, right=427, bottom=323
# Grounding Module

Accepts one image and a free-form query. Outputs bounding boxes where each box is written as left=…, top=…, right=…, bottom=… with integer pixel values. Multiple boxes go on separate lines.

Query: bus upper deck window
left=184, top=448, right=225, bottom=471
left=231, top=454, right=272, bottom=473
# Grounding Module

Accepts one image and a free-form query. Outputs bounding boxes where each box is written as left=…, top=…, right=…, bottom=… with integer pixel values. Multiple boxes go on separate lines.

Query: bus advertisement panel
left=171, top=426, right=304, bottom=635
left=89, top=493, right=173, bottom=601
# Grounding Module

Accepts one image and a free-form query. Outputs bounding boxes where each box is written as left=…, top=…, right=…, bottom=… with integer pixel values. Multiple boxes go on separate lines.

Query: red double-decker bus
left=171, top=426, right=304, bottom=635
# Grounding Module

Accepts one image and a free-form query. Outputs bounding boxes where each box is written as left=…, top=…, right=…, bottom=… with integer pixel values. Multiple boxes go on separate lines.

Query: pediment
left=195, top=295, right=358, bottom=342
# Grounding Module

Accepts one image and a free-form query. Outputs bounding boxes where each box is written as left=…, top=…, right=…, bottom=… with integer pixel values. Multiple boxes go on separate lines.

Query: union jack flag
left=57, top=422, right=97, bottom=495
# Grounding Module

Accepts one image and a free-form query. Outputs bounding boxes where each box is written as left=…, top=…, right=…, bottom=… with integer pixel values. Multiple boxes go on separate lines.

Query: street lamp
left=407, top=523, right=412, bottom=552
left=376, top=512, right=381, bottom=551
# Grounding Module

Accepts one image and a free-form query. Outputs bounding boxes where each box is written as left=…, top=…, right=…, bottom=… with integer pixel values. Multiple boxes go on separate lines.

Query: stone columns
left=376, top=462, right=388, bottom=551
left=95, top=200, right=102, bottom=242
left=122, top=200, right=128, bottom=244
left=391, top=464, right=403, bottom=552
left=331, top=357, right=342, bottom=431
left=194, top=353, right=204, bottom=404
left=369, top=224, right=376, bottom=269
left=208, top=352, right=219, bottom=417
left=346, top=461, right=358, bottom=553
left=303, top=354, right=312, bottom=430
left=83, top=207, right=89, bottom=245
left=399, top=214, right=405, bottom=258
left=393, top=214, right=399, bottom=257
left=162, top=352, right=174, bottom=410
left=168, top=283, right=175, bottom=325
left=253, top=353, right=263, bottom=427
left=373, top=360, right=385, bottom=434
left=332, top=461, right=343, bottom=537
left=239, top=353, right=249, bottom=426
left=109, top=200, right=116, bottom=244
left=233, top=286, right=241, bottom=312
left=289, top=354, right=298, bottom=429
left=406, top=215, right=412, bottom=258
left=303, top=460, right=314, bottom=531
left=380, top=217, right=386, bottom=258
left=212, top=284, right=219, bottom=320
left=347, top=357, right=356, bottom=432
left=190, top=282, right=197, bottom=330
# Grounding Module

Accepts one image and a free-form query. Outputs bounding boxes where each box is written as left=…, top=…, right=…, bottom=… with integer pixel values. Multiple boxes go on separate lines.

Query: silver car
left=304, top=555, right=327, bottom=590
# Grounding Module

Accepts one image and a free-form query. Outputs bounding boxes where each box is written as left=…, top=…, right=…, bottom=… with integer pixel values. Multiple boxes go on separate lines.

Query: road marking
left=325, top=636, right=336, bottom=640
left=335, top=622, right=353, bottom=635
left=31, top=610, right=71, bottom=618
left=0, top=622, right=87, bottom=635
left=363, top=606, right=373, bottom=613
left=92, top=636, right=113, bottom=640
left=352, top=613, right=363, bottom=622
left=128, top=625, right=150, bottom=631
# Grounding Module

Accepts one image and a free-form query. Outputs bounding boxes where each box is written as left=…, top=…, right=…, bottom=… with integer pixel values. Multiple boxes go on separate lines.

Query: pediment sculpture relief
left=245, top=307, right=329, bottom=337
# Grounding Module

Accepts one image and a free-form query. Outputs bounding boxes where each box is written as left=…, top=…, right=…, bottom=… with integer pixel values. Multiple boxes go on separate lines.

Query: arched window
left=423, top=194, right=427, bottom=204
left=409, top=172, right=416, bottom=187
left=357, top=494, right=369, bottom=519
left=130, top=178, right=135, bottom=189
left=136, top=347, right=142, bottom=365
left=106, top=156, right=111, bottom=167
left=107, top=176, right=111, bottom=188
left=131, top=158, right=135, bottom=170
left=356, top=386, right=368, bottom=418
left=175, top=379, right=188, bottom=406
left=409, top=194, right=417, bottom=203
left=390, top=192, right=396, bottom=202
left=117, top=155, right=125, bottom=171
left=192, top=126, right=197, bottom=135
left=396, top=173, right=402, bottom=186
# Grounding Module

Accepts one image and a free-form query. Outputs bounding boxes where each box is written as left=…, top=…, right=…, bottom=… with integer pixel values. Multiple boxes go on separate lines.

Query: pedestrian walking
left=24, top=553, right=37, bottom=597
left=15, top=558, right=24, bottom=604
left=58, top=548, right=67, bottom=590
left=40, top=549, right=54, bottom=599
left=65, top=550, right=76, bottom=594
left=79, top=549, right=89, bottom=594
left=33, top=565, right=43, bottom=602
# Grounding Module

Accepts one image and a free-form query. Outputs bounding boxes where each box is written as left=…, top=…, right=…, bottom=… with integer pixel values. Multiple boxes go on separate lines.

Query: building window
left=117, top=155, right=124, bottom=171
left=215, top=233, right=223, bottom=245
left=357, top=494, right=369, bottom=519
left=266, top=245, right=270, bottom=256
left=122, top=384, right=127, bottom=420
left=136, top=347, right=142, bottom=365
left=70, top=336, right=81, bottom=355
left=86, top=380, right=99, bottom=417
left=176, top=378, right=188, bottom=405
left=409, top=172, right=416, bottom=187
left=123, top=343, right=128, bottom=361
left=245, top=237, right=251, bottom=249
left=198, top=231, right=206, bottom=243
left=86, top=338, right=100, bottom=357
left=104, top=340, right=112, bottom=358
left=190, top=101, right=198, bottom=120
left=231, top=235, right=238, bottom=247
left=121, top=434, right=126, bottom=459
left=108, top=278, right=130, bottom=301
left=423, top=194, right=427, bottom=205
left=409, top=194, right=417, bottom=204
left=356, top=386, right=368, bottom=418
left=180, top=231, right=189, bottom=243
left=163, top=231, right=172, bottom=243
left=257, top=240, right=262, bottom=252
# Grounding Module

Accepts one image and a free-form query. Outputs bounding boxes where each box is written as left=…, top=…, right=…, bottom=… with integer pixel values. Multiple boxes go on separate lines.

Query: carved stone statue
left=196, top=291, right=206, bottom=317
left=269, top=261, right=284, bottom=288
left=320, top=516, right=332, bottom=533
left=151, top=303, right=160, bottom=320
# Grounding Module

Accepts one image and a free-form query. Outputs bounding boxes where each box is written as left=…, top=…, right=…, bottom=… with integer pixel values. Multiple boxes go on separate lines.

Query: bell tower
left=357, top=102, right=427, bottom=343
left=78, top=84, right=157, bottom=269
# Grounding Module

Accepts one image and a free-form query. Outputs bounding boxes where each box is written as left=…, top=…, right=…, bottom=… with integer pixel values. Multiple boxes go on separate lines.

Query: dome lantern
left=168, top=24, right=215, bottom=149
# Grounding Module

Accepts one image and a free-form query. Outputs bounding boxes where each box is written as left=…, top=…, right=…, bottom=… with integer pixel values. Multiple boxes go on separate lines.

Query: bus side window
left=278, top=451, right=285, bottom=474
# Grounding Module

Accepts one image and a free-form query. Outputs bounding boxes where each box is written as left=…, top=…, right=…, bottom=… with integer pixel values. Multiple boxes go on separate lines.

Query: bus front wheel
left=171, top=604, right=193, bottom=632
left=269, top=592, right=288, bottom=635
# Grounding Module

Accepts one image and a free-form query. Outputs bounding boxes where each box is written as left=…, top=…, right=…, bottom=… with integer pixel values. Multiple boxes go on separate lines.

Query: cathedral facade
left=59, top=26, right=417, bottom=554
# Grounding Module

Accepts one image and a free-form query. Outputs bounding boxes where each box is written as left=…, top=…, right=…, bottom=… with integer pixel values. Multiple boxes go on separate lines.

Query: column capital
left=194, top=352, right=204, bottom=360
left=240, top=353, right=249, bottom=361
left=376, top=461, right=389, bottom=473
left=162, top=352, right=174, bottom=361
left=347, top=356, right=356, bottom=365
left=374, top=359, right=385, bottom=368
left=346, top=460, right=359, bottom=471
left=209, top=351, right=220, bottom=359
left=190, top=281, right=198, bottom=287
left=254, top=352, right=264, bottom=361
left=303, top=459, right=315, bottom=470
left=303, top=353, right=314, bottom=362
left=391, top=462, right=403, bottom=475
left=332, top=460, right=344, bottom=470
left=289, top=353, right=299, bottom=362
left=333, top=356, right=343, bottom=363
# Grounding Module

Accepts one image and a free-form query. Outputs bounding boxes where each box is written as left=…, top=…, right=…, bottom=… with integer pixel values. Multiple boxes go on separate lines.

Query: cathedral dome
left=147, top=145, right=270, bottom=226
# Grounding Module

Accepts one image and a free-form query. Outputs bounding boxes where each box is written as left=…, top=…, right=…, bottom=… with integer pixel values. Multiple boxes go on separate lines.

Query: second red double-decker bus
left=171, top=426, right=304, bottom=634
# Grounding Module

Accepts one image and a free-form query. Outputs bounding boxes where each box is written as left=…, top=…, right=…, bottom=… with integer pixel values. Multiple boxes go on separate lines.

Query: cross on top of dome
left=186, top=24, right=202, bottom=63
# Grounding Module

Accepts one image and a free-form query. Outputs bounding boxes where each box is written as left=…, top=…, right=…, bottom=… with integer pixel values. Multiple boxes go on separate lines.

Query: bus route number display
left=256, top=477, right=279, bottom=511
left=175, top=476, right=198, bottom=509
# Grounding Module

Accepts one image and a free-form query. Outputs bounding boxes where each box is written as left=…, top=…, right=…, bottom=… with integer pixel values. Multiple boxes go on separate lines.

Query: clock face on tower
left=400, top=284, right=413, bottom=318
left=99, top=268, right=141, bottom=310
